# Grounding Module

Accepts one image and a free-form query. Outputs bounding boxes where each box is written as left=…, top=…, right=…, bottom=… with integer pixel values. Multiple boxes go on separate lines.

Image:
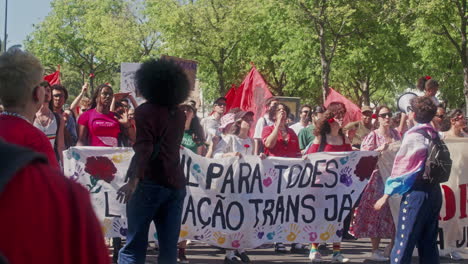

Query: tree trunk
left=321, top=66, right=330, bottom=104
left=318, top=21, right=330, bottom=104
left=216, top=64, right=225, bottom=95
left=464, top=67, right=468, bottom=115
left=360, top=80, right=370, bottom=106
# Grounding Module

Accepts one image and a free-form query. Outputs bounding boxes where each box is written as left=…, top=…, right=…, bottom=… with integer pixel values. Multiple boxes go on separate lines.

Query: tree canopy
left=24, top=0, right=468, bottom=110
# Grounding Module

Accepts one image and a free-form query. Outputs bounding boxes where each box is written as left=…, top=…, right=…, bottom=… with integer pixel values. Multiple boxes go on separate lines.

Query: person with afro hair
left=117, top=59, right=190, bottom=264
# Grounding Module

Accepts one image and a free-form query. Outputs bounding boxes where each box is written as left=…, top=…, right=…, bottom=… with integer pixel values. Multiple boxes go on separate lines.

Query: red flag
left=228, top=66, right=273, bottom=135
left=44, top=66, right=61, bottom=85
left=325, top=88, right=362, bottom=126
left=225, top=84, right=238, bottom=112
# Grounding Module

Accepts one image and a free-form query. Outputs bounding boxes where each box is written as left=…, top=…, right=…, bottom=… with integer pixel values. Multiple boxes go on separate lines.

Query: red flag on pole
left=324, top=88, right=362, bottom=126
left=44, top=65, right=61, bottom=85
left=225, top=84, right=238, bottom=112
left=227, top=65, right=273, bottom=135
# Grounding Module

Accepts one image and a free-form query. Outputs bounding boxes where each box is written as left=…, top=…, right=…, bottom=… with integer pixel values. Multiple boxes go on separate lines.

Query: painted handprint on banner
left=113, top=220, right=128, bottom=236
left=179, top=225, right=189, bottom=238
left=339, top=166, right=353, bottom=187
left=213, top=232, right=226, bottom=245
left=266, top=225, right=284, bottom=240
left=191, top=164, right=205, bottom=181
left=70, top=163, right=84, bottom=182
left=286, top=223, right=301, bottom=242
left=71, top=150, right=81, bottom=161
left=230, top=233, right=244, bottom=248
left=101, top=218, right=113, bottom=235
left=339, top=156, right=349, bottom=165
left=111, top=154, right=123, bottom=163
left=194, top=229, right=212, bottom=241
left=263, top=168, right=279, bottom=187
left=303, top=226, right=318, bottom=242
left=336, top=228, right=344, bottom=238
left=320, top=224, right=336, bottom=241
left=254, top=226, right=265, bottom=239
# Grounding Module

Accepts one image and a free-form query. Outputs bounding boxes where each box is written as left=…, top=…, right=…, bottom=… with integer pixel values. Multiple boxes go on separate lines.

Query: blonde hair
left=0, top=49, right=44, bottom=108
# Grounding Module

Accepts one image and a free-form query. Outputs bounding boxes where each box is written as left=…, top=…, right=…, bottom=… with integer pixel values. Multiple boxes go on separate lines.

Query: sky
left=1, top=0, right=52, bottom=49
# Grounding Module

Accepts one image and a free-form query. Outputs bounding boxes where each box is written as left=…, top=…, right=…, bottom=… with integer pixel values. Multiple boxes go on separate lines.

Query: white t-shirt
left=253, top=114, right=273, bottom=139
left=34, top=113, right=58, bottom=147
left=213, top=134, right=254, bottom=158
left=289, top=122, right=307, bottom=136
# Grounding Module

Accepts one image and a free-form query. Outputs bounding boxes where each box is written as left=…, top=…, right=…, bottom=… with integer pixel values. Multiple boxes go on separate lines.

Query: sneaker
left=178, top=248, right=189, bottom=264
left=342, top=233, right=357, bottom=241
left=275, top=243, right=288, bottom=254
left=318, top=243, right=328, bottom=251
left=447, top=251, right=463, bottom=260
left=224, top=257, right=242, bottom=264
left=368, top=250, right=389, bottom=262
left=331, top=253, right=350, bottom=263
left=235, top=250, right=251, bottom=263
left=291, top=243, right=309, bottom=254
left=309, top=251, right=324, bottom=263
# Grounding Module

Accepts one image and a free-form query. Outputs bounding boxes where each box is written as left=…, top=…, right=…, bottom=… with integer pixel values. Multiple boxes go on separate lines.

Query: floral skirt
left=350, top=170, right=395, bottom=238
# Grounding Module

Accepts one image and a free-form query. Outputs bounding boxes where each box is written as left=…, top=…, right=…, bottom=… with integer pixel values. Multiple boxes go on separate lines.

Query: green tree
left=147, top=0, right=260, bottom=100
left=26, top=0, right=159, bottom=94
left=397, top=0, right=467, bottom=110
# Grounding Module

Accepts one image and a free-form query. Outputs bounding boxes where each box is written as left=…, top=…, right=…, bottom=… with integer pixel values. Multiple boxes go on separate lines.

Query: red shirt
left=306, top=135, right=353, bottom=154
left=0, top=162, right=110, bottom=264
left=262, top=125, right=301, bottom=158
left=77, top=109, right=120, bottom=147
left=0, top=115, right=59, bottom=169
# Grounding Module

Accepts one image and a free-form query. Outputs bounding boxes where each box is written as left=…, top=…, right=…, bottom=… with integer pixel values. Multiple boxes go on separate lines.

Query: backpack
left=416, top=131, right=452, bottom=183
left=0, top=141, right=48, bottom=193
left=0, top=142, right=48, bottom=264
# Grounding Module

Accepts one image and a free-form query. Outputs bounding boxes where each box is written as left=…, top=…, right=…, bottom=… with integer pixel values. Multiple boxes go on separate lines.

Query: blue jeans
left=118, top=180, right=186, bottom=264
left=391, top=182, right=442, bottom=264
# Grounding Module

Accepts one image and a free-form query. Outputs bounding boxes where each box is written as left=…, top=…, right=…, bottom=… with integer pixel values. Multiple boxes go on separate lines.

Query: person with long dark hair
left=117, top=59, right=191, bottom=264
left=306, top=102, right=351, bottom=263
left=180, top=104, right=206, bottom=155
left=77, top=84, right=119, bottom=146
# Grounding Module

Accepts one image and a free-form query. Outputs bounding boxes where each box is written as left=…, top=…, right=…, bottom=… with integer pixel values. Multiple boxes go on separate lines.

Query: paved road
left=133, top=239, right=467, bottom=264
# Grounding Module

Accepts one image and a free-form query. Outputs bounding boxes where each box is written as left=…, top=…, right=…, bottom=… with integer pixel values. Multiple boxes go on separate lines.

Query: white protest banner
left=120, top=63, right=145, bottom=105
left=64, top=147, right=378, bottom=249
left=380, top=138, right=468, bottom=254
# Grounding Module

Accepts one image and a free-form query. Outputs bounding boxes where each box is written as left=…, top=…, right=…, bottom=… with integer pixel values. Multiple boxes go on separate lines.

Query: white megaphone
left=397, top=92, right=418, bottom=113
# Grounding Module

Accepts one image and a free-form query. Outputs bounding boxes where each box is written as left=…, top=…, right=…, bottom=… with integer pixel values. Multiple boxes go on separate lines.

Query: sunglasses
left=378, top=113, right=393, bottom=118
left=435, top=114, right=445, bottom=119
left=53, top=94, right=64, bottom=98
left=302, top=110, right=310, bottom=114
left=215, top=103, right=226, bottom=107
left=453, top=115, right=464, bottom=121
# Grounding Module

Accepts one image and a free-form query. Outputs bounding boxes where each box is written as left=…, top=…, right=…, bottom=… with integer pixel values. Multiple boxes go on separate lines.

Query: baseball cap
left=361, top=106, right=372, bottom=113
left=214, top=97, right=227, bottom=105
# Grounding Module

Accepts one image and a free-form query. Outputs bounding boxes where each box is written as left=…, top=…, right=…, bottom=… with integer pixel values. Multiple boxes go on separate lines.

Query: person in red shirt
left=262, top=103, right=301, bottom=158
left=0, top=49, right=109, bottom=264
left=306, top=102, right=352, bottom=263
left=306, top=102, right=352, bottom=154
left=0, top=49, right=59, bottom=169
left=262, top=103, right=306, bottom=255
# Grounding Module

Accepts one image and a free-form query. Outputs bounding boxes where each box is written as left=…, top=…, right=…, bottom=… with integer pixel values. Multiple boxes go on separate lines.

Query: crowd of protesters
left=1, top=49, right=467, bottom=264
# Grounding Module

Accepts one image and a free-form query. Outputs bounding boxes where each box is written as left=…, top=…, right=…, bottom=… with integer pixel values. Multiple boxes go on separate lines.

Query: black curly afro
left=135, top=58, right=190, bottom=106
